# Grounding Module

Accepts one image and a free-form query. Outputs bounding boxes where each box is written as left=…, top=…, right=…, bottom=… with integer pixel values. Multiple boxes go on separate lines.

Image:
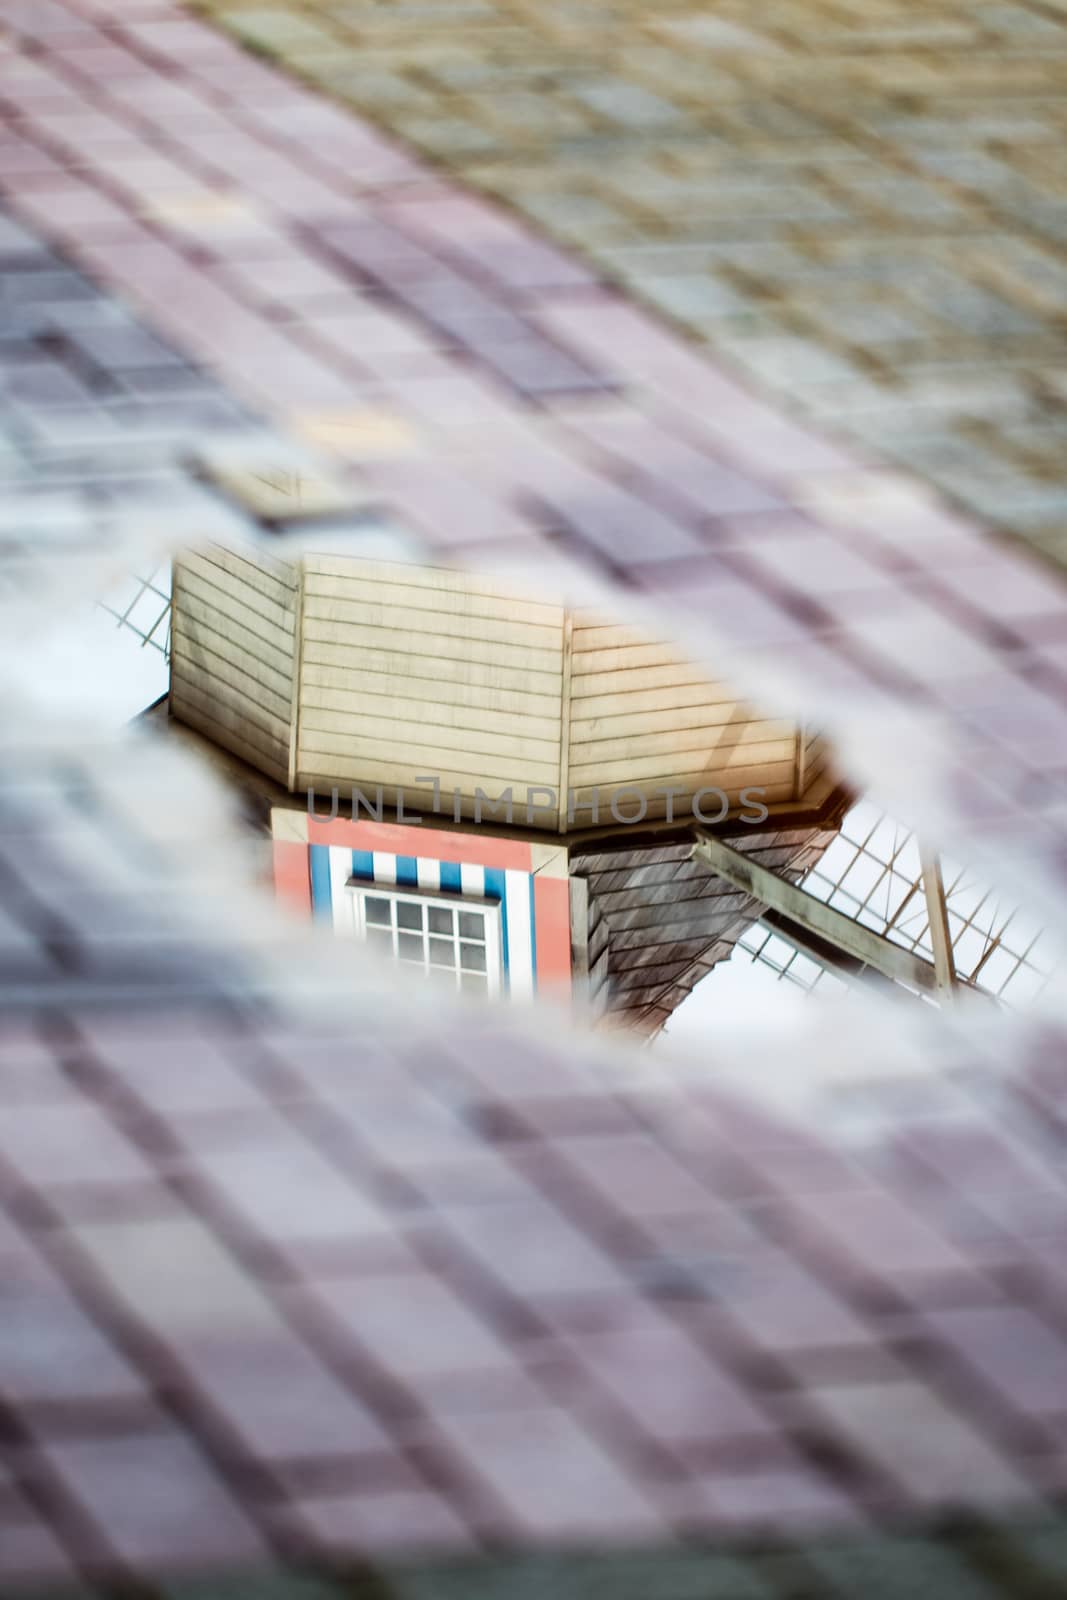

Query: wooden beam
left=691, top=830, right=948, bottom=998
left=920, top=845, right=958, bottom=998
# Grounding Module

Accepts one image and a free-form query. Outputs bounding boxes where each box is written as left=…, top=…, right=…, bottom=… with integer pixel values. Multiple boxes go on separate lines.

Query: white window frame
left=345, top=881, right=504, bottom=997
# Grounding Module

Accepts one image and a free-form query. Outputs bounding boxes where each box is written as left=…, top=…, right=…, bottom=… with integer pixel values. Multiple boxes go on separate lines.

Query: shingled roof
left=575, top=824, right=843, bottom=1036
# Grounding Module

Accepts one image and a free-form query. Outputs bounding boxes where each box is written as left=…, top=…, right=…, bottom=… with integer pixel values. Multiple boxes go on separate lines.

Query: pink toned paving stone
left=535, top=1132, right=723, bottom=1225
left=772, top=1182, right=989, bottom=1304
left=0, top=1100, right=156, bottom=1195
left=292, top=1270, right=523, bottom=1386
left=556, top=1312, right=782, bottom=1462
left=918, top=1305, right=1067, bottom=1431
left=0, top=1496, right=82, bottom=1590
left=277, top=1486, right=477, bottom=1560
left=39, top=1429, right=268, bottom=1575
left=172, top=1333, right=396, bottom=1470
left=183, top=1121, right=394, bottom=1250
left=418, top=1404, right=667, bottom=1543
left=783, top=1377, right=1041, bottom=1513
left=0, top=1250, right=151, bottom=1412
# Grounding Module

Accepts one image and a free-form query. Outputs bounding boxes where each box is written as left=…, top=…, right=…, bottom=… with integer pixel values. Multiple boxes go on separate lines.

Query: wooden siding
left=168, top=554, right=826, bottom=833
left=296, top=557, right=567, bottom=827
left=799, top=727, right=833, bottom=798
left=567, top=612, right=799, bottom=825
left=170, top=543, right=298, bottom=787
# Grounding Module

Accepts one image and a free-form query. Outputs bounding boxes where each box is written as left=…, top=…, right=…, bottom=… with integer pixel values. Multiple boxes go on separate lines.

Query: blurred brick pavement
left=2, top=727, right=1067, bottom=1593
left=190, top=0, right=1067, bottom=572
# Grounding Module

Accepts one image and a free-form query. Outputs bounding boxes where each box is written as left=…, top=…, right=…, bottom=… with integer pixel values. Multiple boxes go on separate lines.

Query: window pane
left=459, top=942, right=487, bottom=972
left=365, top=925, right=392, bottom=952
left=428, top=906, right=453, bottom=935
left=460, top=970, right=488, bottom=994
left=428, top=936, right=454, bottom=968
left=397, top=901, right=423, bottom=931
left=458, top=911, right=484, bottom=941
left=365, top=897, right=391, bottom=927
left=397, top=931, right=423, bottom=963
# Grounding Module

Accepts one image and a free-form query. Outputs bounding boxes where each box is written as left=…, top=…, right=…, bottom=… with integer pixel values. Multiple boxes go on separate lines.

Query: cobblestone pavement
left=5, top=1, right=1067, bottom=1592
left=3, top=723, right=1067, bottom=1594
left=186, top=0, right=1067, bottom=575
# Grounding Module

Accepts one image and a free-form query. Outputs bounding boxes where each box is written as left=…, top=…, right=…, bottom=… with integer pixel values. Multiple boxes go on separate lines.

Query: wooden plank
left=569, top=721, right=796, bottom=765
left=568, top=746, right=796, bottom=786
left=302, top=592, right=562, bottom=652
left=171, top=665, right=291, bottom=746
left=299, top=661, right=561, bottom=721
left=171, top=603, right=294, bottom=690
left=184, top=542, right=297, bottom=601
left=170, top=690, right=289, bottom=784
left=171, top=612, right=293, bottom=700
left=302, top=639, right=562, bottom=696
left=570, top=622, right=665, bottom=652
left=176, top=557, right=296, bottom=637
left=920, top=846, right=958, bottom=997
left=185, top=532, right=297, bottom=586
left=295, top=736, right=561, bottom=789
left=792, top=723, right=807, bottom=802
left=302, top=552, right=556, bottom=604
left=169, top=638, right=293, bottom=723
left=566, top=682, right=737, bottom=720
left=173, top=571, right=295, bottom=662
left=571, top=663, right=736, bottom=697
left=557, top=610, right=573, bottom=837
left=299, top=707, right=560, bottom=764
left=570, top=698, right=771, bottom=740
left=571, top=642, right=693, bottom=675
left=287, top=559, right=305, bottom=793
left=301, top=617, right=562, bottom=676
left=299, top=687, right=560, bottom=743
left=302, top=568, right=563, bottom=628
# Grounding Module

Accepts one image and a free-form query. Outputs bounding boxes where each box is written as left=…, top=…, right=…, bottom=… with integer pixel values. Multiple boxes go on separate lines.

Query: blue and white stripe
left=308, top=846, right=537, bottom=993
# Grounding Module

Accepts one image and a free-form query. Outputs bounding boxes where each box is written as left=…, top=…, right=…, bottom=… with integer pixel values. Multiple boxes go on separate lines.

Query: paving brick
left=795, top=1378, right=1036, bottom=1511
left=440, top=1196, right=630, bottom=1302
left=280, top=1486, right=476, bottom=1558
left=0, top=1101, right=156, bottom=1195
left=187, top=1124, right=393, bottom=1249
left=41, top=1430, right=267, bottom=1573
left=294, top=1270, right=517, bottom=1383
left=0, top=1502, right=81, bottom=1587
left=778, top=1180, right=982, bottom=1294
left=543, top=1132, right=717, bottom=1224
left=560, top=1314, right=780, bottom=1457
left=0, top=1252, right=149, bottom=1411
left=423, top=1405, right=667, bottom=1542
left=65, top=1214, right=285, bottom=1342
left=178, top=1333, right=394, bottom=1467
left=920, top=1305, right=1067, bottom=1427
